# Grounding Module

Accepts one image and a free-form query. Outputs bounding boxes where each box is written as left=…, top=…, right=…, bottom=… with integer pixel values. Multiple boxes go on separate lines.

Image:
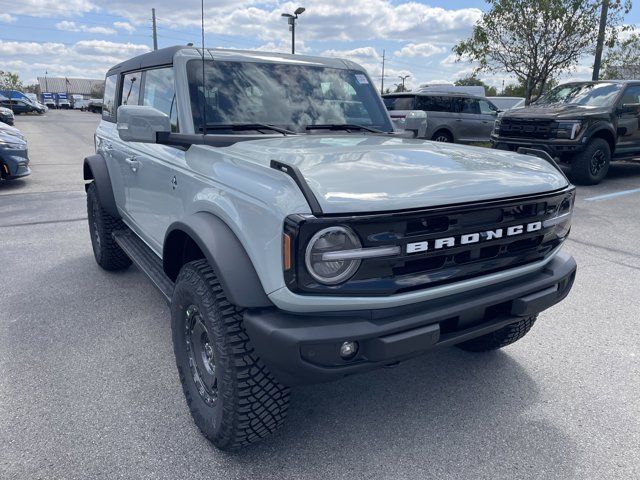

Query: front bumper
left=491, top=135, right=586, bottom=156
left=244, top=251, right=576, bottom=386
left=1, top=147, right=30, bottom=179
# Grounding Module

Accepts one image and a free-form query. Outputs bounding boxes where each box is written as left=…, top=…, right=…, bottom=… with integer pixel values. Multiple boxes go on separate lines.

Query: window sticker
left=355, top=74, right=369, bottom=85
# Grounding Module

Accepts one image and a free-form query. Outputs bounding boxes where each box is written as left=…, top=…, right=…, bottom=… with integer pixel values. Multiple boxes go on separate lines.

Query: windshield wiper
left=305, top=124, right=387, bottom=134
left=202, top=123, right=296, bottom=135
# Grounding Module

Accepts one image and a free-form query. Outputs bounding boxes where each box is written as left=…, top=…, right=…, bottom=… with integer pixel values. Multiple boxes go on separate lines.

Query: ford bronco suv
left=492, top=80, right=640, bottom=185
left=84, top=46, right=577, bottom=450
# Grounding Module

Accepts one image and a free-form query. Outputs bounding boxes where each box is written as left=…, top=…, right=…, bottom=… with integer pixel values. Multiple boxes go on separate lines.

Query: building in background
left=37, top=77, right=105, bottom=100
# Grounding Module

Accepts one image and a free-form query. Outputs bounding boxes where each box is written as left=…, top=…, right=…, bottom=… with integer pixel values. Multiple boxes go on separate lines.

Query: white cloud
left=8, top=0, right=97, bottom=17
left=56, top=20, right=116, bottom=35
left=0, top=13, right=16, bottom=23
left=395, top=43, right=445, bottom=58
left=113, top=21, right=135, bottom=33
left=321, top=47, right=381, bottom=61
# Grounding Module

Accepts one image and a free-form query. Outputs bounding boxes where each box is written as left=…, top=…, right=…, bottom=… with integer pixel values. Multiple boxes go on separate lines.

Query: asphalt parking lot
left=1, top=110, right=639, bottom=480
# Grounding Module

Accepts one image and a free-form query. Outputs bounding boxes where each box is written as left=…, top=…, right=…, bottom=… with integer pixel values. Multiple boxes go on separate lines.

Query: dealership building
left=36, top=77, right=104, bottom=98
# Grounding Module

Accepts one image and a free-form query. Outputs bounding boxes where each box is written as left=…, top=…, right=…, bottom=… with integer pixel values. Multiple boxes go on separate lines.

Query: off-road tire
left=456, top=315, right=537, bottom=352
left=570, top=138, right=610, bottom=185
left=171, top=260, right=290, bottom=450
left=86, top=182, right=131, bottom=271
left=432, top=129, right=453, bottom=143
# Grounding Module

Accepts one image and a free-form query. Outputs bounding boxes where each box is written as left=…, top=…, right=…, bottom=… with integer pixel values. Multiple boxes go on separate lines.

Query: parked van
left=383, top=91, right=499, bottom=143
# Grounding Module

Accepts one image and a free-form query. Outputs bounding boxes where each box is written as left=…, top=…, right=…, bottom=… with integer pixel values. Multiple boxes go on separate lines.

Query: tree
left=602, top=33, right=640, bottom=80
left=23, top=84, right=41, bottom=95
left=454, top=75, right=497, bottom=96
left=0, top=71, right=23, bottom=91
left=453, top=0, right=631, bottom=105
left=502, top=83, right=526, bottom=97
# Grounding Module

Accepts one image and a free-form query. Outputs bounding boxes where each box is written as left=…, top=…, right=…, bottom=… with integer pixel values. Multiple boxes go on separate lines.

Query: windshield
left=535, top=82, right=623, bottom=107
left=187, top=60, right=392, bottom=134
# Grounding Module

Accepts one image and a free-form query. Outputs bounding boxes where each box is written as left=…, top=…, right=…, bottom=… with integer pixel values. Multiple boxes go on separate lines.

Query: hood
left=0, top=123, right=23, bottom=139
left=0, top=131, right=26, bottom=147
left=502, top=103, right=609, bottom=120
left=226, top=135, right=568, bottom=214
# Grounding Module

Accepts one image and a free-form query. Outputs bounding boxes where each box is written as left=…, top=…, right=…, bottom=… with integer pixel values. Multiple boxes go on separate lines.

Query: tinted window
left=102, top=74, right=117, bottom=121
left=187, top=60, right=392, bottom=133
left=383, top=96, right=415, bottom=110
left=620, top=85, right=640, bottom=105
left=142, top=67, right=178, bottom=132
left=459, top=97, right=480, bottom=114
left=479, top=99, right=497, bottom=114
left=121, top=72, right=142, bottom=106
left=416, top=95, right=453, bottom=112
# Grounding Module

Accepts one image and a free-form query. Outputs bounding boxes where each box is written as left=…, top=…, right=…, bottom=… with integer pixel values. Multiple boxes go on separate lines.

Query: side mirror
left=397, top=110, right=428, bottom=138
left=116, top=105, right=170, bottom=143
left=621, top=102, right=640, bottom=113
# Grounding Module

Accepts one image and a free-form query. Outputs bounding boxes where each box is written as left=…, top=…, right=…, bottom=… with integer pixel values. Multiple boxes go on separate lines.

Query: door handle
left=125, top=156, right=140, bottom=172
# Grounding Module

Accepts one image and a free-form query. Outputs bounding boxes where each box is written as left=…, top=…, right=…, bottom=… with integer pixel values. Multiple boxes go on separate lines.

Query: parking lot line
left=583, top=187, right=640, bottom=202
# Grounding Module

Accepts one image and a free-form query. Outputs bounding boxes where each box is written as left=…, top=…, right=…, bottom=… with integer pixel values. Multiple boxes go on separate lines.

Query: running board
left=113, top=229, right=174, bottom=303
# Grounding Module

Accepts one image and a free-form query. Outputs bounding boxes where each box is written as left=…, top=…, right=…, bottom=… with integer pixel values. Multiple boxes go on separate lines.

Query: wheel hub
left=590, top=149, right=606, bottom=176
left=184, top=305, right=218, bottom=406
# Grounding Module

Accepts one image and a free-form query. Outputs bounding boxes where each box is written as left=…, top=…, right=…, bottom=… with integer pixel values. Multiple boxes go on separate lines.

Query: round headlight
left=305, top=226, right=362, bottom=285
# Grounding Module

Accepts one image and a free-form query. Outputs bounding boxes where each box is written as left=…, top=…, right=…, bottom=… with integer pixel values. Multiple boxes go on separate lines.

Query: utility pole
left=380, top=49, right=386, bottom=94
left=152, top=8, right=158, bottom=51
left=592, top=0, right=609, bottom=81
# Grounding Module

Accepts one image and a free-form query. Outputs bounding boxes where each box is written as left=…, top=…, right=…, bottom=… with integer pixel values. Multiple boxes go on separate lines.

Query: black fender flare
left=83, top=154, right=119, bottom=218
left=164, top=212, right=272, bottom=308
left=584, top=122, right=617, bottom=152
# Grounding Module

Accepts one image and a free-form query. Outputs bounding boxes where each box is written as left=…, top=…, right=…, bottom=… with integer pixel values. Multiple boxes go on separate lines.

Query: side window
left=142, top=67, right=178, bottom=132
left=121, top=72, right=142, bottom=106
left=460, top=97, right=480, bottom=114
left=418, top=96, right=452, bottom=112
left=479, top=100, right=497, bottom=114
left=102, top=74, right=117, bottom=121
left=619, top=85, right=640, bottom=106
left=416, top=96, right=434, bottom=111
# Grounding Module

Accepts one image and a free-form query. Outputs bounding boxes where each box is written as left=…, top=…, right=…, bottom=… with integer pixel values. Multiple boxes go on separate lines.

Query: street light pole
left=399, top=74, right=411, bottom=92
left=281, top=7, right=305, bottom=54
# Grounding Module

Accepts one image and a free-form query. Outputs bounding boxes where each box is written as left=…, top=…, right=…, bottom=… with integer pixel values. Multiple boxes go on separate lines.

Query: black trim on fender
left=244, top=251, right=577, bottom=386
left=270, top=160, right=323, bottom=215
left=83, top=154, right=119, bottom=218
left=164, top=212, right=272, bottom=308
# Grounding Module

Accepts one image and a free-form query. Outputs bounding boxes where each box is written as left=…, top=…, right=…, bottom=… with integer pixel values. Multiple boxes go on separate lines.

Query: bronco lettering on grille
left=406, top=221, right=542, bottom=254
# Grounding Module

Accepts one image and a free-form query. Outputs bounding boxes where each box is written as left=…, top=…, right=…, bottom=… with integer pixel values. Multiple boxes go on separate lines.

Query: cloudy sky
left=0, top=0, right=638, bottom=91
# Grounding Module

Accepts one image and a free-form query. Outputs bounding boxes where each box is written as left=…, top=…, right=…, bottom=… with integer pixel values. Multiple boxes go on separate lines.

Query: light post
left=44, top=70, right=48, bottom=93
left=281, top=7, right=305, bottom=54
left=398, top=74, right=410, bottom=92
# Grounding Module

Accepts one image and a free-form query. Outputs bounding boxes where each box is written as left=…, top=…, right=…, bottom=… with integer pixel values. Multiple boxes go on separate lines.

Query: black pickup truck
left=491, top=81, right=640, bottom=185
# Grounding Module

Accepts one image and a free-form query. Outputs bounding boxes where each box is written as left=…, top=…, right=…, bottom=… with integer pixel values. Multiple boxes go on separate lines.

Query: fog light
left=339, top=341, right=358, bottom=359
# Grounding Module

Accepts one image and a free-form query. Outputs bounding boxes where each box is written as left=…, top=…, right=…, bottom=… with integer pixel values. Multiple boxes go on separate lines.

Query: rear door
left=416, top=95, right=459, bottom=140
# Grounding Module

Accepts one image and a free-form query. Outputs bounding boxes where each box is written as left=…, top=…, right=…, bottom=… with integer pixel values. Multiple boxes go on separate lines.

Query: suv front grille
left=286, top=188, right=574, bottom=296
left=498, top=118, right=556, bottom=139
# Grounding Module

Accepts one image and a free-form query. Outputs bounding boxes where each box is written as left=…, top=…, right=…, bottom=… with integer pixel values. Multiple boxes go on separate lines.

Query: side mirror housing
left=116, top=105, right=171, bottom=143
left=621, top=102, right=640, bottom=113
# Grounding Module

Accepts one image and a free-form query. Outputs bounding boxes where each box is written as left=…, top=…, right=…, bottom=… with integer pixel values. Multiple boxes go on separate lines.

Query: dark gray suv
left=383, top=92, right=499, bottom=143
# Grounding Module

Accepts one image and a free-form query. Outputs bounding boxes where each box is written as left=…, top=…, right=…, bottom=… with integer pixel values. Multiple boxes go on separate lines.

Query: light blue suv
left=84, top=46, right=577, bottom=450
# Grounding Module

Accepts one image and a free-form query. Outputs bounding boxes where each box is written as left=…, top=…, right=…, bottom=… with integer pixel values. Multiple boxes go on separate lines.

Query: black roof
left=106, top=45, right=194, bottom=76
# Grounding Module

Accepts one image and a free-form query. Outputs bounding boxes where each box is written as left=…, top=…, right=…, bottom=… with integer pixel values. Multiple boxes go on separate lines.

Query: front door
left=125, top=66, right=183, bottom=252
left=615, top=85, right=640, bottom=155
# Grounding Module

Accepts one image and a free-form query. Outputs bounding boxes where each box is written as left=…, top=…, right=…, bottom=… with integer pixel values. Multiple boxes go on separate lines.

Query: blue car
left=0, top=131, right=30, bottom=180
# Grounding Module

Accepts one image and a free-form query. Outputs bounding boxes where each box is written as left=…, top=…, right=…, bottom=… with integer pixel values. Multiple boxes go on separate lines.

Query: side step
left=113, top=229, right=174, bottom=303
